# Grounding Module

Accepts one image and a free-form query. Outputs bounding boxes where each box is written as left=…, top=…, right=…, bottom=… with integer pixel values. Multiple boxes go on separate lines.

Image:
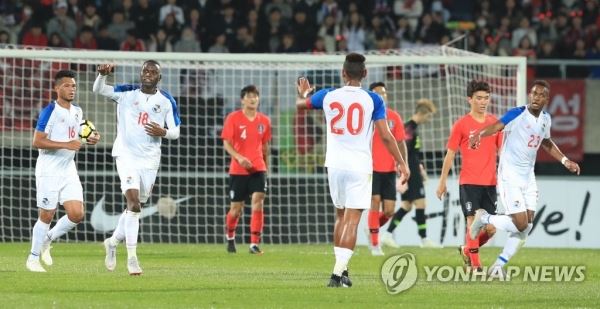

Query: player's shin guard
left=415, top=209, right=427, bottom=238
left=124, top=211, right=140, bottom=259
left=47, top=215, right=77, bottom=241
left=368, top=210, right=380, bottom=247
left=466, top=226, right=481, bottom=268
left=225, top=212, right=239, bottom=240
left=30, top=220, right=50, bottom=258
left=250, top=210, right=263, bottom=244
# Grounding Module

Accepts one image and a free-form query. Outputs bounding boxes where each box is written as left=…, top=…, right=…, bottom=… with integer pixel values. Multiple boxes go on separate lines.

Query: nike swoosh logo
left=90, top=196, right=192, bottom=233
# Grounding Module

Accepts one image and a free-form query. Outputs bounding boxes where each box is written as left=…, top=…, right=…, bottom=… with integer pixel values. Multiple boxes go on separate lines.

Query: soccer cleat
left=104, top=239, right=117, bottom=271
left=26, top=257, right=46, bottom=272
left=488, top=264, right=510, bottom=280
left=40, top=239, right=53, bottom=266
left=381, top=232, right=400, bottom=248
left=341, top=270, right=352, bottom=287
left=127, top=257, right=143, bottom=275
left=327, top=274, right=342, bottom=287
left=227, top=239, right=236, bottom=253
left=420, top=238, right=443, bottom=248
left=469, top=209, right=488, bottom=240
left=370, top=245, right=385, bottom=256
left=249, top=244, right=263, bottom=255
left=459, top=245, right=471, bottom=269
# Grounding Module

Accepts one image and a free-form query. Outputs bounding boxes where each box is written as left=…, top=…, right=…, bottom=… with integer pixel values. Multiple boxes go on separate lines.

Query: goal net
left=0, top=46, right=525, bottom=244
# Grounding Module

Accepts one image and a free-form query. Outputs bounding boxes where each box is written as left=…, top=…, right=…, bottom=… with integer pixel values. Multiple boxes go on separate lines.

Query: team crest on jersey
left=465, top=202, right=472, bottom=212
left=126, top=176, right=133, bottom=184
left=257, top=124, right=265, bottom=134
left=152, top=104, right=161, bottom=113
left=42, top=198, right=49, bottom=205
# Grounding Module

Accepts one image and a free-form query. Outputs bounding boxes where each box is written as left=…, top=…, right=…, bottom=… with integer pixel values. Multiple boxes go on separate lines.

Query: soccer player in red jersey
left=436, top=80, right=500, bottom=272
left=221, top=85, right=271, bottom=255
left=367, top=82, right=407, bottom=256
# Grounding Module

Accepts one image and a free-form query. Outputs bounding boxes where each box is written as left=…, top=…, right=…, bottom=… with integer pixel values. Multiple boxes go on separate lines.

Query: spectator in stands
left=567, top=38, right=590, bottom=78
left=246, top=9, right=260, bottom=42
left=159, top=0, right=185, bottom=25
left=318, top=14, right=341, bottom=53
left=131, top=0, right=158, bottom=41
left=119, top=0, right=135, bottom=22
left=415, top=13, right=444, bottom=44
left=82, top=3, right=102, bottom=32
left=48, top=32, right=68, bottom=48
left=512, top=17, right=538, bottom=49
left=312, top=36, right=327, bottom=53
left=106, top=11, right=134, bottom=44
left=147, top=28, right=173, bottom=52
left=278, top=33, right=299, bottom=53
left=213, top=5, right=238, bottom=49
left=343, top=11, right=366, bottom=53
left=265, top=0, right=293, bottom=20
left=513, top=36, right=537, bottom=80
left=74, top=26, right=97, bottom=50
left=0, top=30, right=12, bottom=45
left=67, top=0, right=84, bottom=28
left=395, top=16, right=414, bottom=48
left=587, top=37, right=600, bottom=78
left=536, top=40, right=561, bottom=78
left=583, top=0, right=599, bottom=27
left=96, top=24, right=119, bottom=51
left=394, top=0, right=423, bottom=30
left=231, top=25, right=257, bottom=53
left=119, top=29, right=146, bottom=51
left=174, top=27, right=201, bottom=53
left=292, top=10, right=316, bottom=52
left=46, top=0, right=77, bottom=47
left=537, top=15, right=558, bottom=43
left=161, top=13, right=182, bottom=44
left=21, top=24, right=48, bottom=47
left=208, top=33, right=229, bottom=53
left=185, top=8, right=207, bottom=51
left=317, top=0, right=343, bottom=25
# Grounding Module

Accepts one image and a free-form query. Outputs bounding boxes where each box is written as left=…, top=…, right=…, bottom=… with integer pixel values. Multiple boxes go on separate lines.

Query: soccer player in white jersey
left=93, top=61, right=181, bottom=275
left=27, top=70, right=101, bottom=272
left=469, top=80, right=580, bottom=278
left=296, top=53, right=410, bottom=287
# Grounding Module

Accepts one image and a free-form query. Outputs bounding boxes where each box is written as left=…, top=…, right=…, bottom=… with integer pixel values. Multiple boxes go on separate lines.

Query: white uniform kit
left=307, top=86, right=386, bottom=209
left=497, top=106, right=551, bottom=214
left=35, top=101, right=84, bottom=209
left=93, top=75, right=181, bottom=202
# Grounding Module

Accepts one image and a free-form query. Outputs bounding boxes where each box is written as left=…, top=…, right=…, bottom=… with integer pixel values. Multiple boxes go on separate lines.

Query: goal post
left=0, top=47, right=526, bottom=244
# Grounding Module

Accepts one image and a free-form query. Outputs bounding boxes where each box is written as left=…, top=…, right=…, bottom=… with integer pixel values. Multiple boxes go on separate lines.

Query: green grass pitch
left=1, top=243, right=598, bottom=308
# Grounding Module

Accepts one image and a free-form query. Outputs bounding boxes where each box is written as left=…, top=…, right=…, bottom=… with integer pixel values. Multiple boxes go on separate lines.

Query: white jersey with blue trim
left=498, top=106, right=551, bottom=184
left=101, top=83, right=181, bottom=170
left=308, top=86, right=386, bottom=173
left=34, top=101, right=83, bottom=177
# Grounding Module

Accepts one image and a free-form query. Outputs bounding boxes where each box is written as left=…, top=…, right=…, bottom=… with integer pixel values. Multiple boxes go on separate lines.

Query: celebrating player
left=221, top=85, right=271, bottom=255
left=436, top=80, right=499, bottom=272
left=296, top=53, right=409, bottom=287
left=93, top=61, right=181, bottom=275
left=27, top=70, right=101, bottom=272
left=469, top=80, right=580, bottom=277
left=366, top=82, right=407, bottom=256
left=381, top=99, right=441, bottom=248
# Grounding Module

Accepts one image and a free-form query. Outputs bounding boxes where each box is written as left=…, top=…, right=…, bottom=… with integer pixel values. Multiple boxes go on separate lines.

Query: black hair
left=369, top=81, right=385, bottom=91
left=532, top=80, right=550, bottom=91
left=240, top=84, right=259, bottom=98
left=143, top=59, right=160, bottom=68
left=467, top=80, right=491, bottom=97
left=54, top=70, right=76, bottom=85
left=343, top=53, right=366, bottom=80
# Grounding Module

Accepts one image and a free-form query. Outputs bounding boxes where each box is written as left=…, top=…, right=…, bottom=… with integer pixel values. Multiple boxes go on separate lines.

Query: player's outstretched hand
left=86, top=131, right=100, bottom=145
left=564, top=159, right=581, bottom=175
left=237, top=156, right=253, bottom=170
left=436, top=181, right=446, bottom=200
left=468, top=133, right=480, bottom=149
left=65, top=140, right=82, bottom=151
left=97, top=64, right=115, bottom=76
left=297, top=77, right=314, bottom=99
left=144, top=122, right=166, bottom=137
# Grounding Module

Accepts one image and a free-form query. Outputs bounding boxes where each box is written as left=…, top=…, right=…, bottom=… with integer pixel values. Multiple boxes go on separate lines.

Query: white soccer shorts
left=327, top=167, right=372, bottom=209
left=116, top=158, right=158, bottom=203
left=36, top=174, right=83, bottom=210
left=497, top=172, right=538, bottom=215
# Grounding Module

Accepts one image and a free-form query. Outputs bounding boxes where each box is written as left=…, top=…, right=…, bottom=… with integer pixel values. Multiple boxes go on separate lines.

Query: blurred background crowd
left=1, top=0, right=599, bottom=78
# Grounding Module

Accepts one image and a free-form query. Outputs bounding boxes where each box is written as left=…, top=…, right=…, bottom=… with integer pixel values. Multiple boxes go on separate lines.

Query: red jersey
left=447, top=114, right=502, bottom=185
left=372, top=108, right=406, bottom=172
left=221, top=110, right=271, bottom=175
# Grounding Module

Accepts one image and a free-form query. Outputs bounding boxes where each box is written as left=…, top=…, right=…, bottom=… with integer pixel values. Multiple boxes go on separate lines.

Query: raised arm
left=540, top=138, right=581, bottom=175
left=296, top=77, right=314, bottom=110
left=93, top=64, right=120, bottom=101
left=469, top=120, right=505, bottom=149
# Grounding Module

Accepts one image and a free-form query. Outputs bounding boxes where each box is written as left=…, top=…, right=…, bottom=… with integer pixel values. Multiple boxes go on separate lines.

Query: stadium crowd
left=0, top=0, right=599, bottom=77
